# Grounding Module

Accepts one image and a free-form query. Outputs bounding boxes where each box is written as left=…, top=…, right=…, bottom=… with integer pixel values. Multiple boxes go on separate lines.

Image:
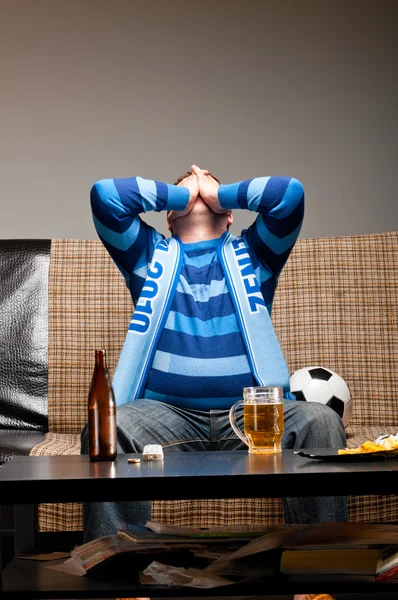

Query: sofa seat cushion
left=29, top=432, right=81, bottom=456
left=346, top=426, right=398, bottom=448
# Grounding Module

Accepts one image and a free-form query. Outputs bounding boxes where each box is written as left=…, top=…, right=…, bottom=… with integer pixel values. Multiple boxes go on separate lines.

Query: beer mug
left=229, top=386, right=284, bottom=454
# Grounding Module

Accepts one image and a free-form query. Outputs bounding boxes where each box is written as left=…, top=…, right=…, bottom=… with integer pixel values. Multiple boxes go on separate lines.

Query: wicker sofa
left=1, top=231, right=397, bottom=536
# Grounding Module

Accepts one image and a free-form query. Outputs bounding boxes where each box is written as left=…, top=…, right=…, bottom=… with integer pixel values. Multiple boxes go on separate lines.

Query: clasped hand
left=169, top=164, right=228, bottom=223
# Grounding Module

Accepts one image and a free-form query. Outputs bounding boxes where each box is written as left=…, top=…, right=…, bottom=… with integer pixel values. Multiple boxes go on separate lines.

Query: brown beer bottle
left=88, top=349, right=117, bottom=461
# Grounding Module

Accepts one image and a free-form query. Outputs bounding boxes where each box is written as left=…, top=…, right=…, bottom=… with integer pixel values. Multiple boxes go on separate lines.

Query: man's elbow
left=289, top=178, right=305, bottom=204
left=90, top=180, right=109, bottom=212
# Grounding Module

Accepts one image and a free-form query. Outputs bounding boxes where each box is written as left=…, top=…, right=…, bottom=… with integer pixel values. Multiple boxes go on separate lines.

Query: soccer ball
left=290, top=366, right=353, bottom=427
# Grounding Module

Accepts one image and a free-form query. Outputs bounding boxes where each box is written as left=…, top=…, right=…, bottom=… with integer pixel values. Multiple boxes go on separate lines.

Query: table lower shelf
left=2, top=557, right=398, bottom=599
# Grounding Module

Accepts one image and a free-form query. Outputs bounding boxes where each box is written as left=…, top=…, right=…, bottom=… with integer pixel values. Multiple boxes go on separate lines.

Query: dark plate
left=294, top=449, right=398, bottom=461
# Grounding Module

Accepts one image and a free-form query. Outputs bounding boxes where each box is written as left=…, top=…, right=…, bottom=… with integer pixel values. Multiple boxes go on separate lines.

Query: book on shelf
left=280, top=573, right=378, bottom=583
left=212, top=522, right=398, bottom=567
left=119, top=523, right=275, bottom=544
left=280, top=544, right=398, bottom=581
left=144, top=520, right=280, bottom=537
left=376, top=562, right=398, bottom=582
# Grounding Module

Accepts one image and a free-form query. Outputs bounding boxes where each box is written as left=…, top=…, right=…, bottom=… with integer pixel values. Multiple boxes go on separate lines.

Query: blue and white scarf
left=112, top=233, right=295, bottom=406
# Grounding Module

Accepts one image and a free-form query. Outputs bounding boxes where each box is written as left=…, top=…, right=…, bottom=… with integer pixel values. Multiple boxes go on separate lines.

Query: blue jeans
left=81, top=399, right=348, bottom=542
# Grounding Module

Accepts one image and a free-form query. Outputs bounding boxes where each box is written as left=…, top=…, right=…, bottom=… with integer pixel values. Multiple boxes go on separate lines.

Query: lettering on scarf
left=129, top=259, right=164, bottom=334
left=232, top=238, right=266, bottom=313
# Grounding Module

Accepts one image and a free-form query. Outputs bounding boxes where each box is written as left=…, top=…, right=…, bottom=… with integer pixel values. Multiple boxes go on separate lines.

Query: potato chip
left=338, top=435, right=398, bottom=455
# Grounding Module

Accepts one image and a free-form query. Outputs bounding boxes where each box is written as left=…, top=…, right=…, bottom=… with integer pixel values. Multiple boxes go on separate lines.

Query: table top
left=1, top=450, right=398, bottom=504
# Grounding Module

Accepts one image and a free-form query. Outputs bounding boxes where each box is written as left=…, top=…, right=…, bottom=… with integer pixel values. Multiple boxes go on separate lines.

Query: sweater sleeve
left=90, top=176, right=189, bottom=302
left=218, top=176, right=305, bottom=277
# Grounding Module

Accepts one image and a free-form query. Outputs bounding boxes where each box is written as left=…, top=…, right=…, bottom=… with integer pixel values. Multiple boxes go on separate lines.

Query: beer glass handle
left=229, top=401, right=249, bottom=448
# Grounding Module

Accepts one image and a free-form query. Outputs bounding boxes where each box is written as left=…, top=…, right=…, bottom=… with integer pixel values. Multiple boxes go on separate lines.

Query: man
left=81, top=164, right=347, bottom=543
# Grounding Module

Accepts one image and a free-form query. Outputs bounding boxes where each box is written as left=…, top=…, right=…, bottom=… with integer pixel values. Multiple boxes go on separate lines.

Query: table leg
left=14, top=504, right=37, bottom=554
left=0, top=527, right=2, bottom=591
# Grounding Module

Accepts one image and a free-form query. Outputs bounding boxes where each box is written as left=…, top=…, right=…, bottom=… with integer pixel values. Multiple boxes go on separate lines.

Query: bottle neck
left=95, top=349, right=107, bottom=369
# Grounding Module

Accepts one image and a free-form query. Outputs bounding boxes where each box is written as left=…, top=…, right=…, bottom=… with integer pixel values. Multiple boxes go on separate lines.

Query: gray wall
left=1, top=0, right=397, bottom=240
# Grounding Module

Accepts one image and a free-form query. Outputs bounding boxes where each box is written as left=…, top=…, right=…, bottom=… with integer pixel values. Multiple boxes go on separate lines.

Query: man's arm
left=90, top=176, right=190, bottom=301
left=218, top=176, right=305, bottom=277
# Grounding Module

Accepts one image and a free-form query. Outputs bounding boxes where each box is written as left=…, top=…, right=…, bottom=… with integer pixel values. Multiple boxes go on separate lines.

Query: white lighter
left=142, top=444, right=164, bottom=461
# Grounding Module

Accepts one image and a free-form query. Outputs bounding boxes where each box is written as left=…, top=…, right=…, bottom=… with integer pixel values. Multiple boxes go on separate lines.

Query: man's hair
left=173, top=170, right=221, bottom=186
left=168, top=171, right=223, bottom=223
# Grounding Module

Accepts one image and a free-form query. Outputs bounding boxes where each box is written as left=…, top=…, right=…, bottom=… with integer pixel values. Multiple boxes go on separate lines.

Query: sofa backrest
left=47, top=232, right=397, bottom=434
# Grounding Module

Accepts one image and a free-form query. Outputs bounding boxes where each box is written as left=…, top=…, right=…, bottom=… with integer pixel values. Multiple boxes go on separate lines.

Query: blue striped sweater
left=91, top=175, right=304, bottom=409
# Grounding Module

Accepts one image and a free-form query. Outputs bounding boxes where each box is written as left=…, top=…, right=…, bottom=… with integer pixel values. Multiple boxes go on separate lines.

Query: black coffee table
left=1, top=450, right=398, bottom=598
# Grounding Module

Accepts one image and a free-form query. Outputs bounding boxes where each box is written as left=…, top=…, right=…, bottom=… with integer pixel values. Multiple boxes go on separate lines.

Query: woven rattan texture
left=33, top=232, right=397, bottom=531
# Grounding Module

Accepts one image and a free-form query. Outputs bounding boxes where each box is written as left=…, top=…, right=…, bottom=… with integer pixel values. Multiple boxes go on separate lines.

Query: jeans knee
left=306, top=401, right=342, bottom=426
left=298, top=401, right=346, bottom=446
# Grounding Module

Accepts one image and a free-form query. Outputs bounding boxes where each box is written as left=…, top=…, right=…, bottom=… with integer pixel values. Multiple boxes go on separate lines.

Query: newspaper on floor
left=46, top=533, right=170, bottom=576
left=46, top=522, right=398, bottom=586
left=141, top=561, right=234, bottom=588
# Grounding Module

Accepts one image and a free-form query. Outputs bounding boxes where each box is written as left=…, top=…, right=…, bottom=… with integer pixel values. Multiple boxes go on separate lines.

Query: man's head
left=167, top=168, right=233, bottom=241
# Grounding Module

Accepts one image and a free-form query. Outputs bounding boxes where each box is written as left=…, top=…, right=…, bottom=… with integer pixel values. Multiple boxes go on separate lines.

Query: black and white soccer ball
left=290, top=366, right=353, bottom=427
